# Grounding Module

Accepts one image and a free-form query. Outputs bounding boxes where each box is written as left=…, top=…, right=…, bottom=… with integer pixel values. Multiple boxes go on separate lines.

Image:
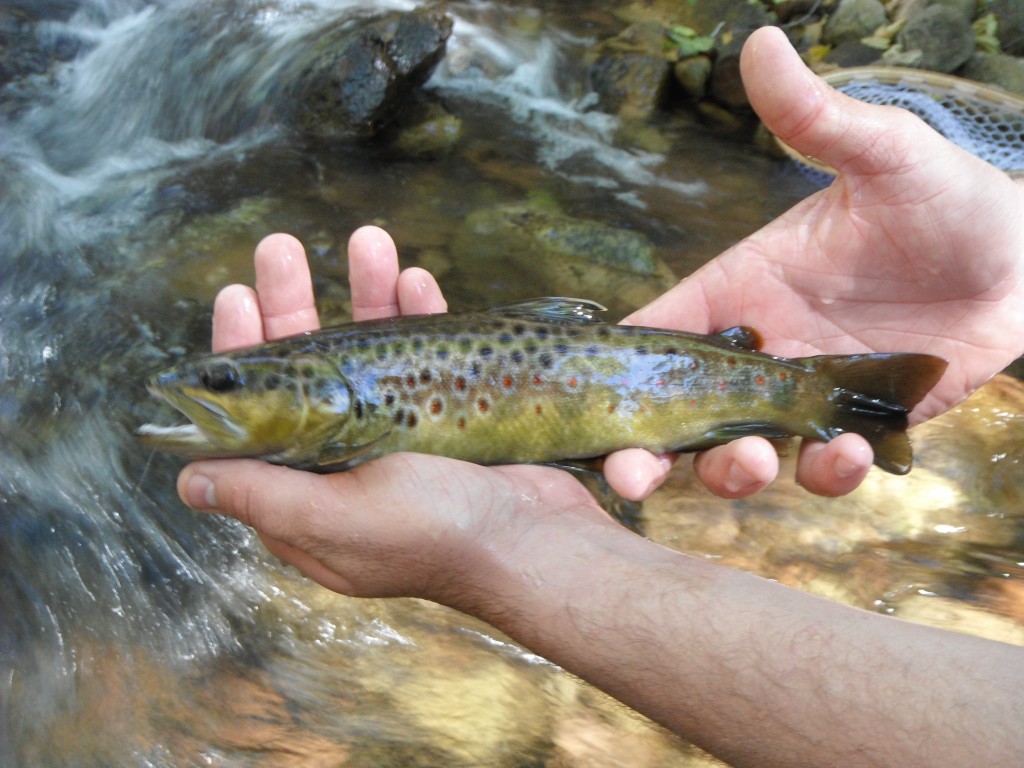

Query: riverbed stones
left=892, top=4, right=976, bottom=72
left=987, top=0, right=1024, bottom=55
left=822, top=0, right=889, bottom=46
left=960, top=51, right=1024, bottom=96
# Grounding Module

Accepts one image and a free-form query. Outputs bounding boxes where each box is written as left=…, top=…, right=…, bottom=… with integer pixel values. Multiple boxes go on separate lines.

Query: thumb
left=740, top=26, right=916, bottom=176
left=178, top=460, right=325, bottom=539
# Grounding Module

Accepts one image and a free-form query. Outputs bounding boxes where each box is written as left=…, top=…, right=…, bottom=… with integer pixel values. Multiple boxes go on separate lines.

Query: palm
left=630, top=55, right=1024, bottom=428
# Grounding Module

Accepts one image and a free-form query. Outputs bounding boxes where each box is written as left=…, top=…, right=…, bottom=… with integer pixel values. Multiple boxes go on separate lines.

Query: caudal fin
left=809, top=353, right=948, bottom=475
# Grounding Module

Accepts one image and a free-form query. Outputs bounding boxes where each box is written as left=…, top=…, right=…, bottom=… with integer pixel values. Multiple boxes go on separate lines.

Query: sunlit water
left=1, top=2, right=1021, bottom=766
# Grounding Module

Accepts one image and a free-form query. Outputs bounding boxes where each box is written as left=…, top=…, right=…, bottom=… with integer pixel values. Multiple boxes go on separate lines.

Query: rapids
left=1, top=2, right=1021, bottom=766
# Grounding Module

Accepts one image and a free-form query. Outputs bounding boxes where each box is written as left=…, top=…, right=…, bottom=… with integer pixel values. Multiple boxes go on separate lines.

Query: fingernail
left=724, top=462, right=757, bottom=494
left=183, top=472, right=217, bottom=509
left=834, top=455, right=862, bottom=479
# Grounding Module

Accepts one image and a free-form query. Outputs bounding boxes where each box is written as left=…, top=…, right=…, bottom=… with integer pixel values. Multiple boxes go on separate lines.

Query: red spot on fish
left=566, top=376, right=578, bottom=388
left=478, top=398, right=490, bottom=413
left=458, top=417, right=466, bottom=430
left=503, top=375, right=514, bottom=388
left=607, top=403, right=615, bottom=414
left=755, top=374, right=766, bottom=386
left=406, top=374, right=416, bottom=388
left=727, top=357, right=737, bottom=367
left=430, top=399, right=443, bottom=415
left=454, top=376, right=467, bottom=391
left=689, top=399, right=697, bottom=408
left=535, top=404, right=543, bottom=415
left=533, top=374, right=543, bottom=386
left=656, top=378, right=665, bottom=387
left=778, top=371, right=788, bottom=382
left=717, top=380, right=728, bottom=391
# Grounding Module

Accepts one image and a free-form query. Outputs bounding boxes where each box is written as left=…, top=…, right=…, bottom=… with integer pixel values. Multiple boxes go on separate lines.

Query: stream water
left=1, top=1, right=1021, bottom=766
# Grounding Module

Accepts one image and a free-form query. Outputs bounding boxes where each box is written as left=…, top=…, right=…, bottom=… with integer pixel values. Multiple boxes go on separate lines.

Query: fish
left=138, top=298, right=949, bottom=475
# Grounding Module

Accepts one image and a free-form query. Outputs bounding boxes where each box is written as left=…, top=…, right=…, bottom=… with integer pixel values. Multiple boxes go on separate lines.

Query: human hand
left=610, top=26, right=1024, bottom=499
left=176, top=231, right=613, bottom=603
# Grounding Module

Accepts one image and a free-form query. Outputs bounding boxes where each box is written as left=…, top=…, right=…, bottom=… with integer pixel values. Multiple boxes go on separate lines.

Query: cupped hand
left=177, top=230, right=612, bottom=603
left=614, top=26, right=1024, bottom=499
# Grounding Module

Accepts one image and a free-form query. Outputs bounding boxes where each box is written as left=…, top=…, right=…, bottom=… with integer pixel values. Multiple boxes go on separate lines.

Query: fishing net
left=776, top=67, right=1024, bottom=181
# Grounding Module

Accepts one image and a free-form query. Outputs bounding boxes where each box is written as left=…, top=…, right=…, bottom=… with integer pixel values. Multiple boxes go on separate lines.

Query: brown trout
left=138, top=298, right=948, bottom=474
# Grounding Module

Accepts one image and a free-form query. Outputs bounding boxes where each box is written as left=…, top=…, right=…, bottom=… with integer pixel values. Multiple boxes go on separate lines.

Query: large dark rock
left=295, top=9, right=453, bottom=138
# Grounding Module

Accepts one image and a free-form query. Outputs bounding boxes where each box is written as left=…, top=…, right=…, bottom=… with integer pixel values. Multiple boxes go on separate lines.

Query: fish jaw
left=136, top=379, right=256, bottom=459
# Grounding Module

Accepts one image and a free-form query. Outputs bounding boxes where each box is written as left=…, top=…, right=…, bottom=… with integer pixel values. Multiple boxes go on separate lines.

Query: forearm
left=457, top=510, right=1024, bottom=767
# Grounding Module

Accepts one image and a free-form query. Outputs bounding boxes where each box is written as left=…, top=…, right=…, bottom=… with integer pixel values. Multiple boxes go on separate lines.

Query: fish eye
left=199, top=361, right=242, bottom=392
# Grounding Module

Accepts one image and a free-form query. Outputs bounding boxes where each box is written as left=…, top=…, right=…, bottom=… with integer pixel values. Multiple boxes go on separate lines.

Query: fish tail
left=808, top=353, right=948, bottom=475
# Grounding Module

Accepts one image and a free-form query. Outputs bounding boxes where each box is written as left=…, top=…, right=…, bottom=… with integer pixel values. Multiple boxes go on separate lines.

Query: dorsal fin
left=488, top=297, right=607, bottom=324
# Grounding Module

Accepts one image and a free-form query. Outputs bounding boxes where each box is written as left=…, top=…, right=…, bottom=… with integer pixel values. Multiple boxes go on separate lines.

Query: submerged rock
left=451, top=203, right=677, bottom=315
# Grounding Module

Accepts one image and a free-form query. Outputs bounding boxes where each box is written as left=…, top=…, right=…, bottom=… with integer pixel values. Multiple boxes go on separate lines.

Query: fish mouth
left=138, top=383, right=250, bottom=458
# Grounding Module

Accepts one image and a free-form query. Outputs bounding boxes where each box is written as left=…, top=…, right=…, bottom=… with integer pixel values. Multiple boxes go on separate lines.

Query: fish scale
left=139, top=298, right=948, bottom=475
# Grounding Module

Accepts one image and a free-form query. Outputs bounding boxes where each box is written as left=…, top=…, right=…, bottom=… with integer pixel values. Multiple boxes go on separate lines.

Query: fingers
left=212, top=284, right=263, bottom=353
left=692, top=437, right=780, bottom=499
left=253, top=233, right=319, bottom=339
left=794, top=433, right=873, bottom=497
left=397, top=267, right=447, bottom=315
left=690, top=434, right=873, bottom=499
left=349, top=225, right=447, bottom=320
left=349, top=225, right=400, bottom=320
left=603, top=449, right=675, bottom=502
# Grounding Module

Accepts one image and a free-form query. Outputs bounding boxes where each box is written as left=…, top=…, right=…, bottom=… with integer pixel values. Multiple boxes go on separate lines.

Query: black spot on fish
left=539, top=352, right=553, bottom=369
left=384, top=392, right=396, bottom=406
left=555, top=343, right=569, bottom=354
left=264, top=373, right=282, bottom=391
left=510, top=350, right=524, bottom=364
left=412, top=337, right=425, bottom=351
left=635, top=345, right=648, bottom=355
left=376, top=343, right=389, bottom=361
left=394, top=409, right=405, bottom=425
left=436, top=347, right=449, bottom=361
left=535, top=327, right=549, bottom=340
left=470, top=362, right=482, bottom=378
left=499, top=333, right=513, bottom=344
left=406, top=412, right=418, bottom=428
left=356, top=338, right=371, bottom=350
left=597, top=327, right=611, bottom=338
left=420, top=369, right=433, bottom=384
left=513, top=323, right=527, bottom=336
left=664, top=347, right=678, bottom=356
left=354, top=400, right=364, bottom=419
left=586, top=345, right=599, bottom=357
left=479, top=346, right=494, bottom=358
